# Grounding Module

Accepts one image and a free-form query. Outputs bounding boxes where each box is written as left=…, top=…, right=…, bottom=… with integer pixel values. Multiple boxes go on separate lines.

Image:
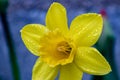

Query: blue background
left=0, top=0, right=120, bottom=80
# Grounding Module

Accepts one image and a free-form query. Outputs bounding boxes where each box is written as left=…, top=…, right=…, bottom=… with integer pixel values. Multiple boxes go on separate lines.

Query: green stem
left=0, top=12, right=20, bottom=80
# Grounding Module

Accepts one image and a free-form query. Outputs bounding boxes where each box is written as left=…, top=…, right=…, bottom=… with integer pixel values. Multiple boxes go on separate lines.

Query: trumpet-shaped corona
left=39, top=30, right=76, bottom=67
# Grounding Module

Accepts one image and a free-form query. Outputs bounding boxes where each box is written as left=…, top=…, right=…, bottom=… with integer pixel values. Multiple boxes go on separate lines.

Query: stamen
left=57, top=41, right=72, bottom=55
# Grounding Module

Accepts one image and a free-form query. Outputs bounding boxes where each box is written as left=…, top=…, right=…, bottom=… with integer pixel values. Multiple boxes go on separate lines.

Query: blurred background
left=0, top=0, right=120, bottom=80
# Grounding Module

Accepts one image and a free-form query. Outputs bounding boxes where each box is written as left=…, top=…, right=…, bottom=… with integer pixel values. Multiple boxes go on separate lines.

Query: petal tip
left=103, top=69, right=112, bottom=75
left=52, top=2, right=59, bottom=4
left=20, top=29, right=22, bottom=33
left=85, top=13, right=102, bottom=17
left=97, top=13, right=101, bottom=16
left=20, top=24, right=31, bottom=33
left=106, top=64, right=112, bottom=74
left=51, top=2, right=61, bottom=6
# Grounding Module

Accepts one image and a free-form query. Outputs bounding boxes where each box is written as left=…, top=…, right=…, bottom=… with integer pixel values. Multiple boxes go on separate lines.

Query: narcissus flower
left=21, top=2, right=111, bottom=80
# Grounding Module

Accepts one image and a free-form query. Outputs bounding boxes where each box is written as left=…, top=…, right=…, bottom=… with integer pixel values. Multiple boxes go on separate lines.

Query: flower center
left=39, top=31, right=76, bottom=67
left=57, top=41, right=72, bottom=56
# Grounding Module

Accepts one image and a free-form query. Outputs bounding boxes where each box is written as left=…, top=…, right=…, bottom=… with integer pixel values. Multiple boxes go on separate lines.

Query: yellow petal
left=46, top=2, right=69, bottom=35
left=32, top=58, right=59, bottom=80
left=21, top=24, right=48, bottom=56
left=69, top=13, right=103, bottom=47
left=74, top=47, right=111, bottom=75
left=59, top=63, right=83, bottom=80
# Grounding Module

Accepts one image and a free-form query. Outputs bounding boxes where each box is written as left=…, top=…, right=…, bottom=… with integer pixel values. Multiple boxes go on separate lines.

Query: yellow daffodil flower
left=21, top=2, right=111, bottom=80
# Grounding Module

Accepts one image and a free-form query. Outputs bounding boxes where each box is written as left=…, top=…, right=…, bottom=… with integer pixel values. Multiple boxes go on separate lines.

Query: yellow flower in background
left=21, top=2, right=111, bottom=80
